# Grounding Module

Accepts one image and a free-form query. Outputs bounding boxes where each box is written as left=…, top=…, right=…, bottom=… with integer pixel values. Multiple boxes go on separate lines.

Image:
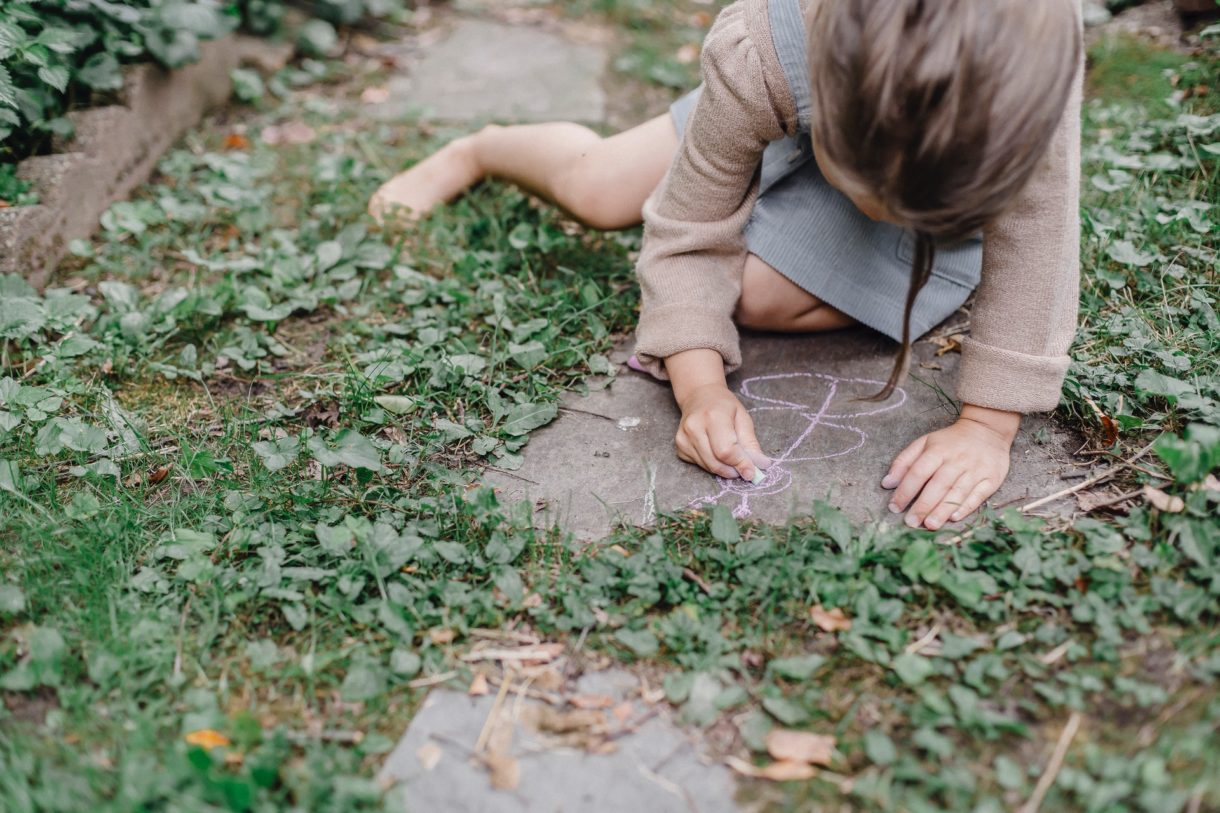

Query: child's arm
left=886, top=11, right=1085, bottom=530
left=631, top=0, right=796, bottom=479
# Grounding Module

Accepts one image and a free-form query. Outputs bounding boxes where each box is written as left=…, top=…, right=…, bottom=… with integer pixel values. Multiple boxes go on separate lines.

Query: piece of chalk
left=751, top=468, right=766, bottom=485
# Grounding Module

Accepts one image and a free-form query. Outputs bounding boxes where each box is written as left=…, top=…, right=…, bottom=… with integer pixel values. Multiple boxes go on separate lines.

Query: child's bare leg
left=369, top=114, right=678, bottom=229
left=735, top=254, right=857, bottom=332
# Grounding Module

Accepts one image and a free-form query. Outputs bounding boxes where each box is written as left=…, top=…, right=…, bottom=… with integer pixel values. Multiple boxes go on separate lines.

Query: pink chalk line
left=686, top=371, right=908, bottom=519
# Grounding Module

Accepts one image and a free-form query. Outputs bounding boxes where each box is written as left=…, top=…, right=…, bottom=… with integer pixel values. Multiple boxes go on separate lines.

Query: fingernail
left=926, top=518, right=941, bottom=530
left=888, top=502, right=902, bottom=514
left=881, top=474, right=898, bottom=489
left=904, top=513, right=921, bottom=528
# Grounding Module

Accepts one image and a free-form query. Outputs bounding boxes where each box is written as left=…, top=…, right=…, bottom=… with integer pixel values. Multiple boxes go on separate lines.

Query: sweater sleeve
left=632, top=0, right=796, bottom=380
left=956, top=18, right=1085, bottom=413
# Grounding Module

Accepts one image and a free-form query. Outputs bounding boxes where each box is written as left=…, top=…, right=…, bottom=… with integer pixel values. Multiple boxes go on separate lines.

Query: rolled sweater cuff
left=633, top=304, right=742, bottom=381
left=956, top=337, right=1071, bottom=413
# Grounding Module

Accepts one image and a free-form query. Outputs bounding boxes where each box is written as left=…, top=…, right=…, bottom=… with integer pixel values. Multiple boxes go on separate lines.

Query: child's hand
left=676, top=383, right=772, bottom=482
left=882, top=405, right=1020, bottom=530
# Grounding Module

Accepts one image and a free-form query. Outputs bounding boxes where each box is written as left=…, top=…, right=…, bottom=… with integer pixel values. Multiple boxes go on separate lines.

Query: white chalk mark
left=617, top=416, right=641, bottom=430
left=688, top=372, right=907, bottom=519
left=642, top=461, right=657, bottom=525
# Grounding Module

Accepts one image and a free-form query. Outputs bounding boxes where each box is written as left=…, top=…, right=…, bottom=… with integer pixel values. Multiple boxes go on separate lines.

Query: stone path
left=488, top=330, right=1086, bottom=540
left=370, top=18, right=609, bottom=123
left=379, top=669, right=741, bottom=813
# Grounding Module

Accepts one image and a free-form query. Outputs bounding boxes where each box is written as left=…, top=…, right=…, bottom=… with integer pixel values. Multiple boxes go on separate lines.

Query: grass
left=0, top=6, right=1218, bottom=812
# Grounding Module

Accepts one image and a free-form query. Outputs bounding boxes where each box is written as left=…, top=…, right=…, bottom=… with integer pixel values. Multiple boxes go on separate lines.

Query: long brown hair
left=806, top=0, right=1081, bottom=400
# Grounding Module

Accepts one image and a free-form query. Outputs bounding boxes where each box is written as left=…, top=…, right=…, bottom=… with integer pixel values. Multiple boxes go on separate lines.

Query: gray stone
left=375, top=20, right=607, bottom=124
left=378, top=669, right=742, bottom=812
left=487, top=330, right=1087, bottom=540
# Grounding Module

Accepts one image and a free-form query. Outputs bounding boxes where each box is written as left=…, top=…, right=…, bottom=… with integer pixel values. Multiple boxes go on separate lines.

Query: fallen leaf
left=522, top=593, right=543, bottom=608
left=569, top=694, right=614, bottom=710
left=765, top=729, right=835, bottom=766
left=532, top=667, right=563, bottom=692
left=725, top=755, right=816, bottom=782
left=1098, top=414, right=1119, bottom=446
left=611, top=702, right=635, bottom=725
left=1143, top=485, right=1185, bottom=513
left=148, top=466, right=170, bottom=484
left=527, top=706, right=606, bottom=735
left=361, top=86, right=390, bottom=104
left=429, top=628, right=456, bottom=645
left=416, top=742, right=442, bottom=771
left=929, top=334, right=963, bottom=356
left=1076, top=489, right=1126, bottom=513
left=184, top=729, right=230, bottom=749
left=223, top=132, right=250, bottom=150
left=809, top=605, right=852, bottom=632
left=485, top=750, right=520, bottom=790
left=468, top=673, right=490, bottom=696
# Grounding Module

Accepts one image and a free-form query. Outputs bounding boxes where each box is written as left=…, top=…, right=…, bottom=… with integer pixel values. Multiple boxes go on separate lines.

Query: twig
left=406, top=670, right=459, bottom=689
left=904, top=623, right=942, bottom=655
left=558, top=406, right=616, bottom=422
left=1020, top=440, right=1155, bottom=513
left=284, top=729, right=365, bottom=745
left=1021, top=711, right=1083, bottom=813
left=1078, top=488, right=1143, bottom=513
left=681, top=567, right=713, bottom=595
left=473, top=673, right=513, bottom=755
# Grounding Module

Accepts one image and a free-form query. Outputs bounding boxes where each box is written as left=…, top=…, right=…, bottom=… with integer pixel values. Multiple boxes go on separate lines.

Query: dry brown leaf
left=148, top=466, right=170, bottom=484
left=929, top=334, right=963, bottom=356
left=485, top=750, right=520, bottom=790
left=611, top=702, right=635, bottom=725
left=360, top=86, right=390, bottom=104
left=1143, top=484, right=1185, bottom=513
left=809, top=605, right=852, bottom=632
left=468, top=673, right=490, bottom=696
left=569, top=693, right=614, bottom=710
left=184, top=729, right=230, bottom=749
left=522, top=593, right=543, bottom=608
left=532, top=667, right=564, bottom=692
left=223, top=133, right=250, bottom=150
left=725, top=755, right=816, bottom=782
left=528, top=706, right=606, bottom=735
left=429, top=628, right=456, bottom=645
left=416, top=742, right=443, bottom=771
left=765, top=730, right=835, bottom=766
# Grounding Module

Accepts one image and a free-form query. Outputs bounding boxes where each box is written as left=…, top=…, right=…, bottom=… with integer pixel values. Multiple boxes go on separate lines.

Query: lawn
left=0, top=4, right=1218, bottom=811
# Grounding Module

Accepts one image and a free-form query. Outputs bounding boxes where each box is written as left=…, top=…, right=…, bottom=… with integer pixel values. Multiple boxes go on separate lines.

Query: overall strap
left=767, top=0, right=812, bottom=133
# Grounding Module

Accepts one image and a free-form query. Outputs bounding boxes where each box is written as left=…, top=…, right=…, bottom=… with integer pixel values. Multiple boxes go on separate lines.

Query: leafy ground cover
left=0, top=0, right=408, bottom=168
left=0, top=4, right=1218, bottom=811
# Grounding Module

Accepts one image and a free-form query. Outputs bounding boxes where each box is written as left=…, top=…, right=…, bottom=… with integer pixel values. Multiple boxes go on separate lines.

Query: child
left=369, top=0, right=1083, bottom=531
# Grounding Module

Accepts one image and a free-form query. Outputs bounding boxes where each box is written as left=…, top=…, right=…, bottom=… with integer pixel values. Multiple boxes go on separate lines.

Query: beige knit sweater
left=633, top=0, right=1083, bottom=414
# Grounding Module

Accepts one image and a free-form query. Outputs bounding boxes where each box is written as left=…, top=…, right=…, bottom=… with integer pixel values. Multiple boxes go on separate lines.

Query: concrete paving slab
left=379, top=669, right=742, bottom=813
left=373, top=19, right=608, bottom=123
left=487, top=329, right=1087, bottom=540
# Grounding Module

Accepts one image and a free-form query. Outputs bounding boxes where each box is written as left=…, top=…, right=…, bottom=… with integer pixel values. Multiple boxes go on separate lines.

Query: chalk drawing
left=689, top=372, right=907, bottom=519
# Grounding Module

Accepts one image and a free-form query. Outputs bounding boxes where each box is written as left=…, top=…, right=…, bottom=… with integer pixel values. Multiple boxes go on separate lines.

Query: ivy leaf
left=1134, top=370, right=1196, bottom=403
left=77, top=52, right=123, bottom=91
left=340, top=663, right=386, bottom=702
left=901, top=538, right=943, bottom=584
left=1106, top=239, right=1160, bottom=268
left=251, top=436, right=301, bottom=472
left=615, top=628, right=659, bottom=657
left=0, top=297, right=47, bottom=340
left=891, top=653, right=935, bottom=686
left=501, top=402, right=557, bottom=436
left=0, top=64, right=18, bottom=108
left=767, top=654, right=825, bottom=681
left=36, top=64, right=70, bottom=93
left=307, top=430, right=382, bottom=471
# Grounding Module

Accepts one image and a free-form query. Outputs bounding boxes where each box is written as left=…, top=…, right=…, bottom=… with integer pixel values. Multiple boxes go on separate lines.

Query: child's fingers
left=705, top=415, right=757, bottom=482
left=679, top=422, right=739, bottom=480
left=905, top=465, right=965, bottom=529
left=888, top=450, right=943, bottom=514
left=733, top=408, right=772, bottom=470
left=882, top=435, right=928, bottom=489
left=949, top=479, right=998, bottom=523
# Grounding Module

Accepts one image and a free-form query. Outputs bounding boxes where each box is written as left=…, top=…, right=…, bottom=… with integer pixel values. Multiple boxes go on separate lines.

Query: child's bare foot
left=368, top=132, right=485, bottom=224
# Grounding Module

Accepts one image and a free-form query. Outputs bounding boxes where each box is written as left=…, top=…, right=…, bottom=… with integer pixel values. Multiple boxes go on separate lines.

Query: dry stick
left=1021, top=711, right=1083, bottom=813
left=473, top=672, right=513, bottom=755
